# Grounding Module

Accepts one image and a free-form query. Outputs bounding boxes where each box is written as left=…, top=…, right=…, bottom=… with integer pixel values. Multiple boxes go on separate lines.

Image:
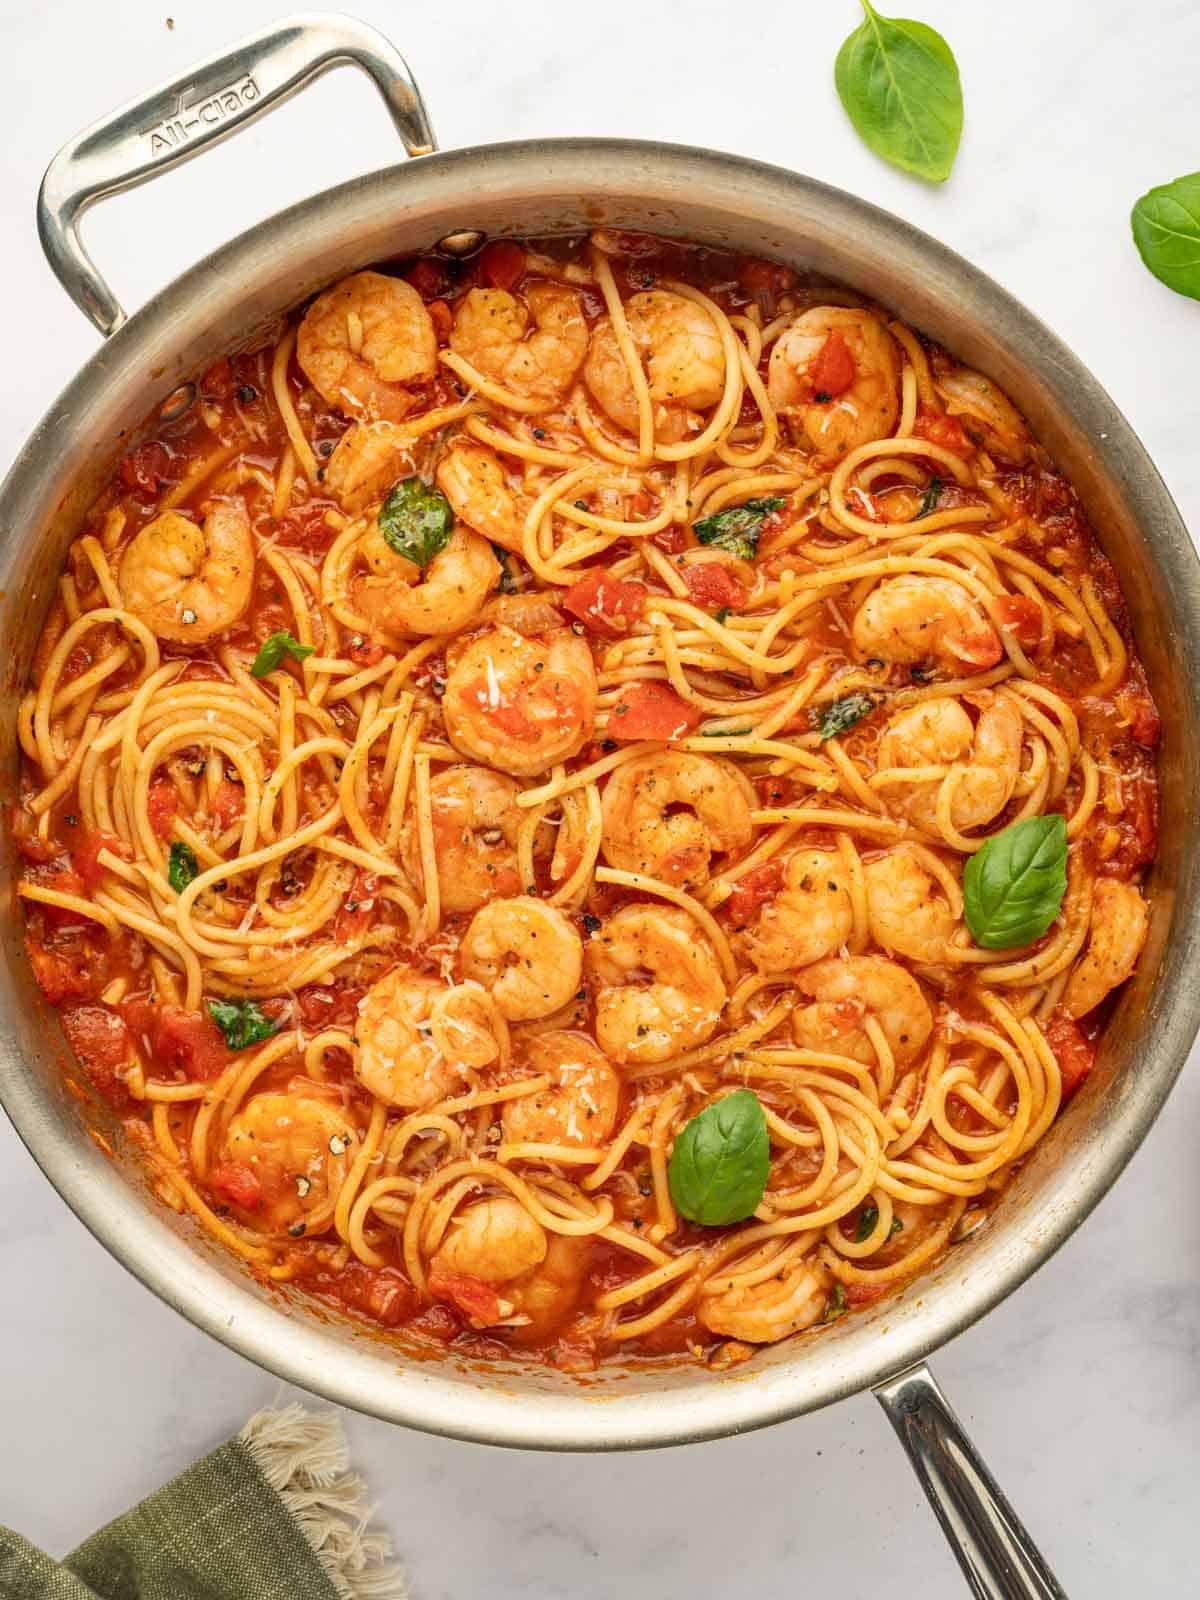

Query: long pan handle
left=874, top=1362, right=1068, bottom=1598
left=38, top=12, right=435, bottom=337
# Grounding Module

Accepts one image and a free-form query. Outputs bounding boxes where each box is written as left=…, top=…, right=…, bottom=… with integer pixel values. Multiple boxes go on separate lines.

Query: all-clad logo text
left=142, top=76, right=261, bottom=154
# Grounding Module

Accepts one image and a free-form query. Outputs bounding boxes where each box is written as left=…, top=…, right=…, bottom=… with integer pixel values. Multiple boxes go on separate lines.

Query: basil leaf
left=668, top=1090, right=769, bottom=1226
left=835, top=1, right=964, bottom=184
left=1131, top=173, right=1200, bottom=301
left=963, top=815, right=1068, bottom=950
left=890, top=1217, right=904, bottom=1238
left=207, top=998, right=278, bottom=1051
left=917, top=475, right=943, bottom=518
left=378, top=477, right=454, bottom=566
left=816, top=691, right=877, bottom=741
left=693, top=497, right=784, bottom=561
left=855, top=1204, right=880, bottom=1242
left=701, top=725, right=753, bottom=738
left=822, top=1282, right=848, bottom=1322
left=251, top=630, right=315, bottom=678
left=167, top=840, right=198, bottom=894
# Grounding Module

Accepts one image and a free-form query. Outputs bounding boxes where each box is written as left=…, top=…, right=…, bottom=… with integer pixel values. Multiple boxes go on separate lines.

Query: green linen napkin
left=0, top=1404, right=405, bottom=1600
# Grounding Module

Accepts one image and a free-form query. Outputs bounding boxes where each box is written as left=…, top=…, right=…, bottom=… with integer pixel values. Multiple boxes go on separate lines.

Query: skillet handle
left=37, top=11, right=436, bottom=337
left=874, top=1362, right=1068, bottom=1599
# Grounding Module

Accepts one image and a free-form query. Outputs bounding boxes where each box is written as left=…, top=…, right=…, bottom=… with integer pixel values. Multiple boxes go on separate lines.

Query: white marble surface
left=1, top=0, right=1198, bottom=1593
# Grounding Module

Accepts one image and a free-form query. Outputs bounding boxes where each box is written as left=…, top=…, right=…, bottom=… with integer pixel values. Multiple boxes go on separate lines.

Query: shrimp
left=851, top=575, right=1003, bottom=674
left=399, top=765, right=524, bottom=915
left=432, top=1195, right=547, bottom=1284
left=937, top=366, right=1031, bottom=465
left=221, top=1091, right=353, bottom=1233
left=740, top=849, right=854, bottom=974
left=791, top=955, right=933, bottom=1067
left=697, top=1257, right=834, bottom=1343
left=864, top=847, right=960, bottom=965
left=450, top=284, right=588, bottom=403
left=436, top=439, right=524, bottom=553
left=768, top=307, right=900, bottom=457
left=355, top=968, right=500, bottom=1110
left=442, top=624, right=597, bottom=777
left=118, top=502, right=254, bottom=643
left=297, top=271, right=436, bottom=422
left=586, top=904, right=727, bottom=1064
left=506, top=1234, right=589, bottom=1343
left=324, top=421, right=412, bottom=512
left=500, top=1030, right=620, bottom=1147
left=429, top=1197, right=588, bottom=1337
left=1063, top=879, right=1150, bottom=1018
left=459, top=896, right=584, bottom=1022
left=584, top=290, right=724, bottom=440
left=600, top=752, right=755, bottom=888
left=876, top=694, right=1022, bottom=833
left=352, top=526, right=499, bottom=641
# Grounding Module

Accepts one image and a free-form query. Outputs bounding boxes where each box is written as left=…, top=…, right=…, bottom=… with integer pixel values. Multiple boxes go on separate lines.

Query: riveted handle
left=875, top=1362, right=1068, bottom=1599
left=37, top=11, right=436, bottom=337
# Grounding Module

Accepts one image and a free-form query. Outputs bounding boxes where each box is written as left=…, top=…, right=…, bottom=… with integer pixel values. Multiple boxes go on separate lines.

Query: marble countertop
left=2, top=0, right=1198, bottom=1592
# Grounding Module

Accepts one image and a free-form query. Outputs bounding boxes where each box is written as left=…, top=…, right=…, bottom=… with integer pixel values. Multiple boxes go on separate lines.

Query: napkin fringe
left=240, top=1404, right=407, bottom=1600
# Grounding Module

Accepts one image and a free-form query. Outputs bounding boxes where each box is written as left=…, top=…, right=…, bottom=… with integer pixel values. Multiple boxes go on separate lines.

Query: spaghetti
left=13, top=230, right=1159, bottom=1371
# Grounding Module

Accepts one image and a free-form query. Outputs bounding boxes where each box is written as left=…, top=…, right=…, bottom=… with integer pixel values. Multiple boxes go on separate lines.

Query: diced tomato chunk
left=60, top=1003, right=132, bottom=1111
left=200, top=357, right=235, bottom=399
left=406, top=258, right=445, bottom=299
left=458, top=674, right=552, bottom=744
left=477, top=240, right=527, bottom=292
left=117, top=440, right=178, bottom=498
left=147, top=779, right=179, bottom=839
left=428, top=1270, right=504, bottom=1326
left=608, top=682, right=703, bottom=742
left=335, top=870, right=379, bottom=943
left=210, top=780, right=244, bottom=830
left=348, top=636, right=386, bottom=668
left=724, top=858, right=785, bottom=926
left=808, top=331, right=856, bottom=398
left=11, top=807, right=54, bottom=864
left=296, top=984, right=366, bottom=1030
left=1117, top=687, right=1161, bottom=750
left=562, top=568, right=647, bottom=637
left=682, top=561, right=746, bottom=611
left=28, top=943, right=94, bottom=1005
left=72, top=830, right=129, bottom=891
left=738, top=259, right=796, bottom=299
left=654, top=525, right=691, bottom=555
left=953, top=627, right=1005, bottom=670
left=1045, top=1015, right=1097, bottom=1098
left=122, top=1001, right=229, bottom=1081
left=845, top=1282, right=887, bottom=1309
left=277, top=500, right=338, bottom=552
left=355, top=1266, right=420, bottom=1327
left=1127, top=774, right=1159, bottom=865
left=994, top=594, right=1043, bottom=647
left=428, top=298, right=453, bottom=342
left=915, top=412, right=971, bottom=455
left=208, top=1161, right=264, bottom=1212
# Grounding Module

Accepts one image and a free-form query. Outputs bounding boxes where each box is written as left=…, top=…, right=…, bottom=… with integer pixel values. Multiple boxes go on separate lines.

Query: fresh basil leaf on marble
left=1131, top=173, right=1200, bottom=300
left=835, top=1, right=964, bottom=183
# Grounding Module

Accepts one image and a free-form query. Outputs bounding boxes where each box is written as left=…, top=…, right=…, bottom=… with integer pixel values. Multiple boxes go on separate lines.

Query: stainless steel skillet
left=6, top=15, right=1199, bottom=1596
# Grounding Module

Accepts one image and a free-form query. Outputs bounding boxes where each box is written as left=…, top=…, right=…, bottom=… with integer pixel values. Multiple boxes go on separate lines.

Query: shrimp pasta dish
left=14, top=229, right=1159, bottom=1371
